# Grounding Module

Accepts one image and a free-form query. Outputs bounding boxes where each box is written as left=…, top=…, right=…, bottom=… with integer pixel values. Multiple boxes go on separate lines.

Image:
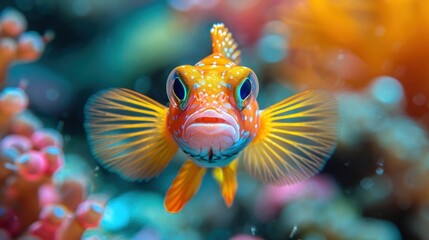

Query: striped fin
left=164, top=160, right=206, bottom=213
left=240, top=90, right=338, bottom=185
left=213, top=160, right=238, bottom=207
left=84, top=88, right=178, bottom=181
left=211, top=23, right=240, bottom=65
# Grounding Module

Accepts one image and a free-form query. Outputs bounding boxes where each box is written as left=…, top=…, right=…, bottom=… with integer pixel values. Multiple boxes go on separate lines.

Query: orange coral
left=0, top=7, right=50, bottom=89
left=279, top=0, right=429, bottom=125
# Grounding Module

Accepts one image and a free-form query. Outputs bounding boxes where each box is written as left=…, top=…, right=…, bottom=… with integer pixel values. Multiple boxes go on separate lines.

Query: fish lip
left=183, top=109, right=240, bottom=141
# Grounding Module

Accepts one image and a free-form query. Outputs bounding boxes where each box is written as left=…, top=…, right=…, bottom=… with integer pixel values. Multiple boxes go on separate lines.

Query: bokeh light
left=1, top=1, right=429, bottom=239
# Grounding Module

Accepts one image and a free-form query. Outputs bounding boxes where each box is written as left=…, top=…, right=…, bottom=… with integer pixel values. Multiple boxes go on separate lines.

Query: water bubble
left=258, top=34, right=288, bottom=63
left=94, top=166, right=100, bottom=177
left=413, top=93, right=426, bottom=106
left=376, top=159, right=385, bottom=175
left=369, top=76, right=404, bottom=106
left=289, top=224, right=298, bottom=238
left=250, top=225, right=256, bottom=235
left=101, top=198, right=130, bottom=231
left=360, top=177, right=374, bottom=190
left=375, top=167, right=384, bottom=175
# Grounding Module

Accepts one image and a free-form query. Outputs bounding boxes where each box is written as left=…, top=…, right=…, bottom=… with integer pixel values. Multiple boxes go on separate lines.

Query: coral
left=337, top=76, right=429, bottom=239
left=270, top=4, right=429, bottom=235
left=0, top=87, right=104, bottom=239
left=230, top=234, right=263, bottom=240
left=0, top=87, right=28, bottom=135
left=2, top=2, right=429, bottom=239
left=0, top=8, right=104, bottom=240
left=27, top=200, right=103, bottom=240
left=278, top=0, right=429, bottom=125
left=254, top=175, right=401, bottom=240
left=0, top=7, right=51, bottom=89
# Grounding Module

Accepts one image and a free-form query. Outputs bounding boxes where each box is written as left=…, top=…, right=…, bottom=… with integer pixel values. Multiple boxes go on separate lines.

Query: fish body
left=85, top=23, right=338, bottom=213
left=166, top=54, right=259, bottom=167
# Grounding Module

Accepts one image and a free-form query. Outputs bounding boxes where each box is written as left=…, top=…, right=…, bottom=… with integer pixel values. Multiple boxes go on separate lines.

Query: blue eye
left=167, top=68, right=191, bottom=110
left=173, top=77, right=186, bottom=100
left=171, top=76, right=188, bottom=110
left=235, top=76, right=255, bottom=110
left=239, top=78, right=252, bottom=100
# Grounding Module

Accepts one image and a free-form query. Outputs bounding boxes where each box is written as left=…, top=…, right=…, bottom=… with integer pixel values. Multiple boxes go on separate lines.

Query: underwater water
left=1, top=0, right=429, bottom=239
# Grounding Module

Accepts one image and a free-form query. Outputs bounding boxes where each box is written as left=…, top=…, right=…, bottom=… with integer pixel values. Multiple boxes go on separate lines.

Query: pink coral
left=0, top=8, right=104, bottom=240
left=0, top=7, right=49, bottom=88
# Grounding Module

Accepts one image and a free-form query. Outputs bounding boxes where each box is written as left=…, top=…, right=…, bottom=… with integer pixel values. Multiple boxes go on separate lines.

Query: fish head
left=166, top=62, right=260, bottom=167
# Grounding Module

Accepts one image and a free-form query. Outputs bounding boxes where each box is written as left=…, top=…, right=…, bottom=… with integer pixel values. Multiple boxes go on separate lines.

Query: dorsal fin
left=211, top=23, right=241, bottom=65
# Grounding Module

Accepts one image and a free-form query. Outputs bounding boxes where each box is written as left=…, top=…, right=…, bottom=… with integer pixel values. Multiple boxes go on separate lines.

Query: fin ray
left=164, top=160, right=206, bottom=213
left=240, top=90, right=338, bottom=185
left=84, top=88, right=178, bottom=181
left=213, top=160, right=238, bottom=207
left=211, top=23, right=241, bottom=65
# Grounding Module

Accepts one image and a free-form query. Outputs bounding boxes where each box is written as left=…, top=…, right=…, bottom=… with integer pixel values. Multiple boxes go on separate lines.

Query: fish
left=84, top=23, right=338, bottom=213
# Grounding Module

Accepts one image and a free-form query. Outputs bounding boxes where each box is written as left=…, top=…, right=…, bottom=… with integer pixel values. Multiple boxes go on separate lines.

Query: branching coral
left=0, top=8, right=104, bottom=240
left=0, top=87, right=104, bottom=239
left=0, top=7, right=50, bottom=89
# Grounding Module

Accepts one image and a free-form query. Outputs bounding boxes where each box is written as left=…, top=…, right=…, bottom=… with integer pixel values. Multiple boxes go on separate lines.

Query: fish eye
left=173, top=77, right=186, bottom=100
left=235, top=72, right=259, bottom=110
left=239, top=78, right=252, bottom=101
left=166, top=69, right=189, bottom=110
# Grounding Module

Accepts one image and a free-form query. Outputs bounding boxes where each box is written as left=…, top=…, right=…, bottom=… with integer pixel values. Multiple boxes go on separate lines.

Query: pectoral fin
left=213, top=160, right=238, bottom=207
left=84, top=88, right=178, bottom=181
left=164, top=160, right=206, bottom=213
left=240, top=90, right=338, bottom=185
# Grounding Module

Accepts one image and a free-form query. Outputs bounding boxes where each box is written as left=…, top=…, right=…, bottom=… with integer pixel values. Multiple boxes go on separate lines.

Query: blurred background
left=1, top=0, right=429, bottom=239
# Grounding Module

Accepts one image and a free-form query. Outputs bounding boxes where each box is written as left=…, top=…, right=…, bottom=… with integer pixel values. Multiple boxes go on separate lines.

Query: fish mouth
left=183, top=109, right=240, bottom=149
left=193, top=117, right=229, bottom=124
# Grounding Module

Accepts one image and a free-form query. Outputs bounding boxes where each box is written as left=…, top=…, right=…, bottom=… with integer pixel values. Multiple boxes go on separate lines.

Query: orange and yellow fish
left=84, top=23, right=338, bottom=213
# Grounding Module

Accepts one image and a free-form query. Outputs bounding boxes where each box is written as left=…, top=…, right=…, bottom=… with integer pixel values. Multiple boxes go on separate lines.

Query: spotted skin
left=167, top=54, right=260, bottom=167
